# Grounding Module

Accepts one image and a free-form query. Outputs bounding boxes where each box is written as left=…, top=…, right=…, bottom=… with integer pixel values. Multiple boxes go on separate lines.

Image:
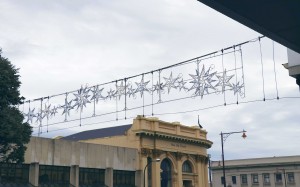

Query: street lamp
left=144, top=158, right=160, bottom=187
left=220, top=130, right=247, bottom=187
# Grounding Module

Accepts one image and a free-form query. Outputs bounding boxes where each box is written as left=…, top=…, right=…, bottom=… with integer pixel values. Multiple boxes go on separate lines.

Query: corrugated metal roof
left=62, top=124, right=132, bottom=141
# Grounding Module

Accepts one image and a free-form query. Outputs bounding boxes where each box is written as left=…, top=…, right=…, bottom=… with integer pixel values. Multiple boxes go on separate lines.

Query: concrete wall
left=25, top=137, right=138, bottom=171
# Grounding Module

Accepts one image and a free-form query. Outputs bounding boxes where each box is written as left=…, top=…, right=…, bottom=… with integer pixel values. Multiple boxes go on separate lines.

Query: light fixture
left=242, top=131, right=247, bottom=139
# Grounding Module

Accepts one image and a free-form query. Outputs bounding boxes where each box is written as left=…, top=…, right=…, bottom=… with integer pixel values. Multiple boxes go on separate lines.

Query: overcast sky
left=1, top=0, right=300, bottom=161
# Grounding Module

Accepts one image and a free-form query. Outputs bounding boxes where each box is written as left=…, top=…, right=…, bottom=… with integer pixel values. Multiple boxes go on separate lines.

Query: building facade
left=64, top=115, right=213, bottom=187
left=0, top=116, right=212, bottom=187
left=211, top=156, right=300, bottom=187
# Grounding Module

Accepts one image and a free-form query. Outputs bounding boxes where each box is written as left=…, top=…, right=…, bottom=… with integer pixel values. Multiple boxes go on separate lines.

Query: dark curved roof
left=62, top=124, right=132, bottom=141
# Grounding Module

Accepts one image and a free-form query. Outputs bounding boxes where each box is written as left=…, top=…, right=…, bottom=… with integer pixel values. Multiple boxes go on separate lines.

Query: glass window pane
left=287, top=172, right=294, bottom=183
left=232, top=176, right=236, bottom=184
left=241, top=174, right=247, bottom=184
left=275, top=173, right=282, bottom=183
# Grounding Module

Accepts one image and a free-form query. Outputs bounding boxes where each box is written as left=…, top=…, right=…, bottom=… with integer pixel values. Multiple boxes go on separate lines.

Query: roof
left=62, top=124, right=132, bottom=141
left=197, top=0, right=300, bottom=54
left=211, top=155, right=300, bottom=170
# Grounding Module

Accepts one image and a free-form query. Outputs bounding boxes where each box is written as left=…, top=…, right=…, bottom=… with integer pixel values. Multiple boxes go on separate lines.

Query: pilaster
left=105, top=167, right=113, bottom=187
left=70, top=165, right=79, bottom=187
left=29, top=162, right=39, bottom=187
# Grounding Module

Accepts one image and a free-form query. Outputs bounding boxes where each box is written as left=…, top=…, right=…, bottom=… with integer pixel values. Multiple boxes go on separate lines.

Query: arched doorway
left=160, top=158, right=172, bottom=187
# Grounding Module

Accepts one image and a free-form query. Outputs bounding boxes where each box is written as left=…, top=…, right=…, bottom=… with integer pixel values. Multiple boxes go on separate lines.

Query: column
left=203, top=160, right=209, bottom=187
left=105, top=167, right=114, bottom=187
left=177, top=158, right=183, bottom=187
left=135, top=170, right=143, bottom=187
left=196, top=158, right=204, bottom=187
left=141, top=156, right=147, bottom=187
left=29, top=162, right=39, bottom=187
left=70, top=165, right=79, bottom=187
left=152, top=160, right=161, bottom=187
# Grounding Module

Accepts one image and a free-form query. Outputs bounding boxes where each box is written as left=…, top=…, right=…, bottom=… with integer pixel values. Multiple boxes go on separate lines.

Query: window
left=79, top=168, right=105, bottom=186
left=221, top=176, right=225, bottom=185
left=287, top=172, right=295, bottom=183
left=113, top=170, right=135, bottom=187
left=252, top=174, right=259, bottom=184
left=232, top=176, right=236, bottom=184
left=275, top=173, right=282, bottom=183
left=0, top=163, right=29, bottom=184
left=39, top=165, right=70, bottom=186
left=263, top=173, right=270, bottom=184
left=182, top=160, right=192, bottom=173
left=241, top=174, right=247, bottom=184
left=160, top=158, right=172, bottom=187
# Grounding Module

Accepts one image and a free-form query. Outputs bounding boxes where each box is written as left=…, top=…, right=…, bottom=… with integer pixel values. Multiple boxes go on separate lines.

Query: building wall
left=22, top=116, right=212, bottom=187
left=211, top=156, right=300, bottom=187
left=80, top=116, right=213, bottom=187
left=25, top=136, right=138, bottom=171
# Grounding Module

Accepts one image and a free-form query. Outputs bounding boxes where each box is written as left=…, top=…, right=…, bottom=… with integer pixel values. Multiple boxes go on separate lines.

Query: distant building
left=211, top=155, right=300, bottom=187
left=0, top=116, right=213, bottom=187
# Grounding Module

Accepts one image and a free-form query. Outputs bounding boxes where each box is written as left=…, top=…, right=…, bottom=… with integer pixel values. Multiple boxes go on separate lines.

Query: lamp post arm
left=221, top=130, right=247, bottom=143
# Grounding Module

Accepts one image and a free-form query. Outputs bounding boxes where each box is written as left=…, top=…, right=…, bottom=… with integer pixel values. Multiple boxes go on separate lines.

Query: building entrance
left=183, top=180, right=193, bottom=187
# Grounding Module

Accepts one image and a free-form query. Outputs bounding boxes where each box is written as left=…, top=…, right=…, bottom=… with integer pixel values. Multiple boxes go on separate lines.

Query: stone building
left=0, top=116, right=212, bottom=187
left=211, top=155, right=300, bottom=187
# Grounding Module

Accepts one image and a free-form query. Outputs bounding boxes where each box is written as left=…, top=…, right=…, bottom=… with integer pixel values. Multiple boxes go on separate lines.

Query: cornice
left=135, top=130, right=213, bottom=148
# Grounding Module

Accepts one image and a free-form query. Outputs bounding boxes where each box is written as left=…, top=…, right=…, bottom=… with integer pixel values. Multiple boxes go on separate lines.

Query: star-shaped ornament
left=126, top=85, right=136, bottom=98
left=106, top=88, right=116, bottom=100
left=35, top=109, right=44, bottom=124
left=62, top=98, right=73, bottom=116
left=163, top=72, right=180, bottom=94
left=177, top=78, right=188, bottom=92
left=43, top=103, right=51, bottom=120
left=230, top=82, right=245, bottom=97
left=215, top=69, right=234, bottom=93
left=152, top=81, right=164, bottom=94
left=91, top=86, right=105, bottom=104
left=188, top=65, right=217, bottom=98
left=115, top=81, right=126, bottom=100
left=135, top=76, right=150, bottom=97
left=26, top=108, right=36, bottom=123
left=50, top=106, right=58, bottom=117
left=73, top=86, right=91, bottom=112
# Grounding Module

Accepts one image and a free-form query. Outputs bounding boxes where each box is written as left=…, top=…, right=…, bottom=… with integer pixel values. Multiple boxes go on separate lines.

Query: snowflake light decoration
left=35, top=110, right=44, bottom=124
left=177, top=78, right=188, bottom=92
left=73, top=86, right=91, bottom=112
left=135, top=76, right=150, bottom=97
left=50, top=106, right=58, bottom=117
left=215, top=69, right=234, bottom=93
left=43, top=103, right=51, bottom=120
left=115, top=81, right=126, bottom=100
left=152, top=81, right=164, bottom=94
left=91, top=86, right=105, bottom=104
left=62, top=98, right=73, bottom=117
left=26, top=108, right=35, bottom=123
left=230, top=82, right=245, bottom=97
left=106, top=88, right=116, bottom=100
left=163, top=72, right=180, bottom=94
left=188, top=65, right=217, bottom=98
left=127, top=85, right=136, bottom=98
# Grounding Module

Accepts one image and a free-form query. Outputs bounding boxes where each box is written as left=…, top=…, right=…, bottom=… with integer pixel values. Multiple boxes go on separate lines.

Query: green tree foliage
left=0, top=49, right=32, bottom=163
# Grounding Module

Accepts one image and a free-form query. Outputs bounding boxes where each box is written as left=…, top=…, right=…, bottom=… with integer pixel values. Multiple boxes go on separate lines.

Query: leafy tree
left=0, top=49, right=32, bottom=163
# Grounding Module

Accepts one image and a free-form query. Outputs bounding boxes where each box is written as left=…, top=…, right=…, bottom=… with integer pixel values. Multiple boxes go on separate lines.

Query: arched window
left=160, top=158, right=172, bottom=187
left=182, top=160, right=193, bottom=173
